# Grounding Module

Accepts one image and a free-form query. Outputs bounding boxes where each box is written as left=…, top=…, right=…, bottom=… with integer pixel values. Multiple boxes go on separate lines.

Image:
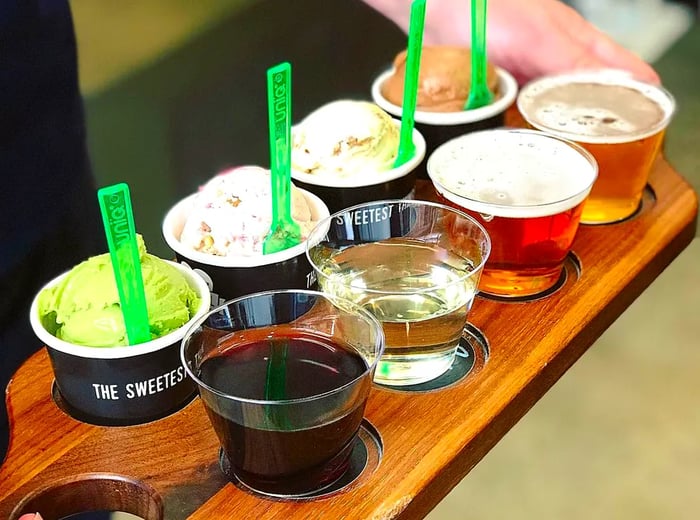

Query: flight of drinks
left=182, top=69, right=674, bottom=499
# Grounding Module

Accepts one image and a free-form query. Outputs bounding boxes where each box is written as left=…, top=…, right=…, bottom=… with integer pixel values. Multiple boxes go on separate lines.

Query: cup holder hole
left=478, top=251, right=582, bottom=303
left=10, top=473, right=163, bottom=520
left=219, top=419, right=383, bottom=501
left=581, top=184, right=657, bottom=226
left=50, top=382, right=196, bottom=427
left=374, top=324, right=489, bottom=393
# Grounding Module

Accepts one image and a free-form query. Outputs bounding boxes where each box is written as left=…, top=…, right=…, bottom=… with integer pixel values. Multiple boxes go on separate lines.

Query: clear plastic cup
left=181, top=289, right=384, bottom=498
left=306, top=200, right=490, bottom=386
left=427, top=128, right=597, bottom=298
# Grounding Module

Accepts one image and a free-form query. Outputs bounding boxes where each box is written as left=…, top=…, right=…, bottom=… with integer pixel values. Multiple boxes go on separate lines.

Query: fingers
left=588, top=31, right=661, bottom=84
left=367, top=0, right=661, bottom=85
left=19, top=514, right=43, bottom=520
left=488, top=0, right=660, bottom=85
left=553, top=1, right=660, bottom=84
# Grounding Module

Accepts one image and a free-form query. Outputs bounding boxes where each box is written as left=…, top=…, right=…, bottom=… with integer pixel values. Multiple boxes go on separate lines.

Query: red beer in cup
left=427, top=129, right=598, bottom=298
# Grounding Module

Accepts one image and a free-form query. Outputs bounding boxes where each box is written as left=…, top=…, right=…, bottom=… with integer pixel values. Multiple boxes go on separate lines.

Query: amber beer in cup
left=427, top=129, right=597, bottom=298
left=517, top=70, right=675, bottom=224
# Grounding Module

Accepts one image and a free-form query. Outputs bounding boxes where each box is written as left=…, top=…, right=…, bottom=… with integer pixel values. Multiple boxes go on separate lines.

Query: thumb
left=19, top=514, right=43, bottom=520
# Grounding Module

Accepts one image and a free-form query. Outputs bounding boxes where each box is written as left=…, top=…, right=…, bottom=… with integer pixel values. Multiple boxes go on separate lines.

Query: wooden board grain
left=1, top=157, right=696, bottom=520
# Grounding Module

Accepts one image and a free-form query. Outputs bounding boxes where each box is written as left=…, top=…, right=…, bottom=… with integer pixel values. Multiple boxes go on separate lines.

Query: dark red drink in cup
left=198, top=327, right=368, bottom=494
left=181, top=290, right=384, bottom=498
left=427, top=129, right=597, bottom=298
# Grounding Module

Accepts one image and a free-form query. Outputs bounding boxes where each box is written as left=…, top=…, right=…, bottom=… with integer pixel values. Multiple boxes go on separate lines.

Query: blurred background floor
left=68, top=1, right=698, bottom=518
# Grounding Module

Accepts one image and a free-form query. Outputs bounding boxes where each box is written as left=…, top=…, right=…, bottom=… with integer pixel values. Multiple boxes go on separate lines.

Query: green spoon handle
left=472, top=0, right=488, bottom=88
left=267, top=62, right=293, bottom=227
left=97, top=183, right=150, bottom=345
left=395, top=0, right=426, bottom=167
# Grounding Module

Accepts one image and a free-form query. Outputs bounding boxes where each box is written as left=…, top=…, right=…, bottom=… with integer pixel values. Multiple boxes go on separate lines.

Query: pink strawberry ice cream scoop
left=179, top=166, right=317, bottom=257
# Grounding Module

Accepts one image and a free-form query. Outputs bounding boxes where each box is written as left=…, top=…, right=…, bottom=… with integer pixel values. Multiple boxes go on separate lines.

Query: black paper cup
left=29, top=262, right=211, bottom=426
left=162, top=188, right=330, bottom=306
left=371, top=67, right=518, bottom=179
left=291, top=120, right=426, bottom=214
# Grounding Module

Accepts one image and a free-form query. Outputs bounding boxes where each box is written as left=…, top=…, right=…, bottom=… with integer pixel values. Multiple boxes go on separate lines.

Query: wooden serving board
left=1, top=157, right=697, bottom=519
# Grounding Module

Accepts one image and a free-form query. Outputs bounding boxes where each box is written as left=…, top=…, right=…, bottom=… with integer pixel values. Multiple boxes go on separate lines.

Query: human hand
left=366, top=0, right=659, bottom=85
left=19, top=514, right=43, bottom=520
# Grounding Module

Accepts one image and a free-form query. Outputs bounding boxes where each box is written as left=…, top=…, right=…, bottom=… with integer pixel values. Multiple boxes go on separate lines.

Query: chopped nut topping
left=226, top=196, right=241, bottom=207
left=346, top=136, right=372, bottom=148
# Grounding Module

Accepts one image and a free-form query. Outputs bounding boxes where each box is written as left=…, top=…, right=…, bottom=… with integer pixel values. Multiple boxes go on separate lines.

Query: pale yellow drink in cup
left=517, top=70, right=675, bottom=224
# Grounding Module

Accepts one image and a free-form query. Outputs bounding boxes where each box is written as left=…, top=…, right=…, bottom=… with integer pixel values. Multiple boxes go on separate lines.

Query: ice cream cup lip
left=162, top=188, right=330, bottom=268
left=426, top=128, right=599, bottom=219
left=516, top=68, right=676, bottom=144
left=29, top=261, right=211, bottom=360
left=305, top=199, right=492, bottom=295
left=180, top=288, right=385, bottom=406
left=289, top=119, right=426, bottom=188
left=371, top=66, right=518, bottom=126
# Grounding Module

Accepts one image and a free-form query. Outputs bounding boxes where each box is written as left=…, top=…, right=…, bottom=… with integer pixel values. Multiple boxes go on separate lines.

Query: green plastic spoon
left=97, top=183, right=150, bottom=345
left=261, top=62, right=295, bottom=421
left=465, top=0, right=494, bottom=110
left=262, top=61, right=302, bottom=255
left=394, top=0, right=426, bottom=168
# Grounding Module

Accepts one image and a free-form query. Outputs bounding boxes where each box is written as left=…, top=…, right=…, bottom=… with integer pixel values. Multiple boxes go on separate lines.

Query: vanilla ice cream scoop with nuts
left=179, top=166, right=317, bottom=256
left=291, top=100, right=399, bottom=178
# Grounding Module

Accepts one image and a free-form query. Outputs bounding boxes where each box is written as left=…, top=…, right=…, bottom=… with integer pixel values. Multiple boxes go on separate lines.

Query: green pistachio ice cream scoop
left=38, top=235, right=200, bottom=347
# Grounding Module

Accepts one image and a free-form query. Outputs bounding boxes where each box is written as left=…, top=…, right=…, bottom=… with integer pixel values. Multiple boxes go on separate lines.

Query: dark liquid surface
left=198, top=328, right=370, bottom=496
left=199, top=328, right=368, bottom=400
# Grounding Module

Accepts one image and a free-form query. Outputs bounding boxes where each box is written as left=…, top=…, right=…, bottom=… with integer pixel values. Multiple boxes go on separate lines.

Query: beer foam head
left=427, top=129, right=597, bottom=218
left=517, top=70, right=675, bottom=144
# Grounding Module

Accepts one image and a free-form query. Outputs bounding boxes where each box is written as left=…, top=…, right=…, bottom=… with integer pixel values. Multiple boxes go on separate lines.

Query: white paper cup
left=291, top=119, right=426, bottom=214
left=162, top=188, right=330, bottom=306
left=372, top=67, right=518, bottom=178
left=29, top=262, right=211, bottom=426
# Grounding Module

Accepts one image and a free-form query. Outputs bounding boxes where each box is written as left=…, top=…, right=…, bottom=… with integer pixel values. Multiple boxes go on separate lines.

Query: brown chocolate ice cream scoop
left=381, top=46, right=499, bottom=113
